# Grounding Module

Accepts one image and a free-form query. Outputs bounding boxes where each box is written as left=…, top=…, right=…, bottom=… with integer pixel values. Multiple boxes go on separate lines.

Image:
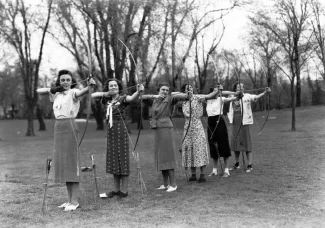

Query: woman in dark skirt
left=37, top=70, right=96, bottom=211
left=91, top=79, right=144, bottom=198
left=228, top=82, right=271, bottom=172
left=142, top=82, right=189, bottom=192
left=206, top=85, right=238, bottom=177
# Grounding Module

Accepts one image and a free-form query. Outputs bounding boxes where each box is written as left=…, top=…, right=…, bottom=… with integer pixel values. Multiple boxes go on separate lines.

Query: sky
left=0, top=0, right=251, bottom=80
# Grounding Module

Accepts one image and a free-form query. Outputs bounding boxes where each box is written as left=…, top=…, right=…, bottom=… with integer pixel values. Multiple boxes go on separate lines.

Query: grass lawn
left=1, top=105, right=325, bottom=227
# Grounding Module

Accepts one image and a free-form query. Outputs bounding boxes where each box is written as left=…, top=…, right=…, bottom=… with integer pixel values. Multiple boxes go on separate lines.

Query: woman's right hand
left=105, top=91, right=116, bottom=97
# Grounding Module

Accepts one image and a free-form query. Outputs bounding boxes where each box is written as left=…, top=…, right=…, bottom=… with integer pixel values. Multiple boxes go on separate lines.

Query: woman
left=207, top=85, right=239, bottom=177
left=179, top=84, right=219, bottom=183
left=142, top=82, right=188, bottom=192
left=228, top=82, right=271, bottom=172
left=91, top=79, right=144, bottom=198
left=37, top=69, right=96, bottom=211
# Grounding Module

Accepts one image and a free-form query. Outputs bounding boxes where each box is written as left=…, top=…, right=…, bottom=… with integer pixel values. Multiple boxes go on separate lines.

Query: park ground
left=1, top=105, right=325, bottom=228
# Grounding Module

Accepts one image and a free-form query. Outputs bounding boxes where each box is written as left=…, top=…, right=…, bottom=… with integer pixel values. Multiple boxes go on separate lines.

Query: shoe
left=208, top=171, right=218, bottom=176
left=63, top=204, right=79, bottom=211
left=107, top=191, right=120, bottom=198
left=166, top=186, right=177, bottom=192
left=157, top=185, right=169, bottom=190
left=197, top=177, right=206, bottom=183
left=229, top=162, right=240, bottom=171
left=246, top=165, right=253, bottom=173
left=188, top=177, right=197, bottom=182
left=222, top=171, right=230, bottom=177
left=118, top=191, right=128, bottom=198
left=58, top=202, right=70, bottom=208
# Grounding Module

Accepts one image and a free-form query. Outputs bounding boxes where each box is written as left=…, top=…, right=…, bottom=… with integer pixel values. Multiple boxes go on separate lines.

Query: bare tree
left=0, top=0, right=53, bottom=136
left=251, top=0, right=314, bottom=130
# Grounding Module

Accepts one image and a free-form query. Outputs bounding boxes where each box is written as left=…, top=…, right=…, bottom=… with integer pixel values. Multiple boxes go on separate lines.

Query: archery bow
left=78, top=40, right=93, bottom=147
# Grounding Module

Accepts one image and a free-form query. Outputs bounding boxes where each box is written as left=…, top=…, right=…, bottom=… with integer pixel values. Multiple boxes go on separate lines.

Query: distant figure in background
left=228, top=82, right=271, bottom=172
left=36, top=69, right=96, bottom=211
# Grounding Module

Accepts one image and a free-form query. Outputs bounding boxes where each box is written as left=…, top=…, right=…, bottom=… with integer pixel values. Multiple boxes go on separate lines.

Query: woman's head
left=55, top=70, right=77, bottom=89
left=103, top=78, right=123, bottom=94
left=181, top=84, right=193, bottom=93
left=157, top=82, right=170, bottom=96
left=233, top=82, right=244, bottom=92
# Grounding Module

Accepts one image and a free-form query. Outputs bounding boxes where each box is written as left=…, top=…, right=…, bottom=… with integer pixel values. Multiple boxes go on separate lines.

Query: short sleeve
left=71, top=89, right=81, bottom=101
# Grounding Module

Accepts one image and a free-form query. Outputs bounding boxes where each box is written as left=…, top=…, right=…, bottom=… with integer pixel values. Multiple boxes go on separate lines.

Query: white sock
left=213, top=168, right=218, bottom=173
left=224, top=168, right=229, bottom=173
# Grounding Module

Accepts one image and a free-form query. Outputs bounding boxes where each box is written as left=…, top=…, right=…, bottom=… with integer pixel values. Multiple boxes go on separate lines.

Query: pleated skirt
left=207, top=115, right=232, bottom=158
left=53, top=119, right=80, bottom=183
left=106, top=120, right=130, bottom=176
left=154, top=127, right=178, bottom=171
left=231, top=113, right=252, bottom=151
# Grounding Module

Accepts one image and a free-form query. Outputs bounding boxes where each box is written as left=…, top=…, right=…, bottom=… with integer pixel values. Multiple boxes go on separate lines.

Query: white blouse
left=49, top=89, right=81, bottom=119
left=206, top=97, right=225, bottom=117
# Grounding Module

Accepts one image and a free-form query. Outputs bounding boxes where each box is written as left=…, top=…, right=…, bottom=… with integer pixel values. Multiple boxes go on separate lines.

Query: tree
left=0, top=0, right=53, bottom=136
left=250, top=0, right=314, bottom=130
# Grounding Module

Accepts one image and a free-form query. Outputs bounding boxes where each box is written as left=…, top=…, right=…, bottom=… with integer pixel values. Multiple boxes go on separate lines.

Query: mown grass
left=1, top=105, right=325, bottom=227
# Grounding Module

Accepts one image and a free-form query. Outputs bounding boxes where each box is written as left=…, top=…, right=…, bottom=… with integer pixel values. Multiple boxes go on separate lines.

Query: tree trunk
left=291, top=79, right=296, bottom=131
left=91, top=101, right=104, bottom=130
left=36, top=105, right=46, bottom=131
left=26, top=103, right=35, bottom=136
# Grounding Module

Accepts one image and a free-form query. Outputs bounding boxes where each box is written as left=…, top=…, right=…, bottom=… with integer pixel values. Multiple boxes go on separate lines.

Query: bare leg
left=224, top=157, right=229, bottom=169
left=168, top=169, right=176, bottom=187
left=70, top=182, right=79, bottom=205
left=66, top=182, right=72, bottom=203
left=246, top=151, right=252, bottom=165
left=162, top=170, right=169, bottom=187
left=121, top=175, right=129, bottom=193
left=113, top=174, right=121, bottom=192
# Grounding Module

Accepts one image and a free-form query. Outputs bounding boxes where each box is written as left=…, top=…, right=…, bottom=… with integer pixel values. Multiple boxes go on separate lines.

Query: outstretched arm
left=75, top=78, right=96, bottom=98
left=255, top=87, right=272, bottom=100
left=125, top=84, right=144, bottom=102
left=36, top=88, right=51, bottom=95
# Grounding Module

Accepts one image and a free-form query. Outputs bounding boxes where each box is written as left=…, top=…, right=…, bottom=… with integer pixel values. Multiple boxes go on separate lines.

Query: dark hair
left=181, top=84, right=188, bottom=93
left=233, top=82, right=241, bottom=92
left=55, top=70, right=77, bottom=88
left=157, top=82, right=170, bottom=92
left=103, top=78, right=123, bottom=93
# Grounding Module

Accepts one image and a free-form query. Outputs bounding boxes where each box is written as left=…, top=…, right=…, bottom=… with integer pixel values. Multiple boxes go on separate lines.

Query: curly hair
left=103, top=78, right=123, bottom=93
left=55, top=70, right=77, bottom=88
left=157, top=82, right=170, bottom=92
left=102, top=78, right=124, bottom=104
left=233, top=82, right=243, bottom=92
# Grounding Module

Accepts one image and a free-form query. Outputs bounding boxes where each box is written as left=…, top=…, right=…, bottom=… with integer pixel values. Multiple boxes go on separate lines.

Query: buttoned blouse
left=49, top=89, right=81, bottom=119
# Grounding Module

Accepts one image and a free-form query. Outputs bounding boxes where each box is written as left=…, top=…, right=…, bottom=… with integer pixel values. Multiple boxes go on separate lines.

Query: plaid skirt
left=106, top=120, right=130, bottom=175
left=53, top=119, right=80, bottom=183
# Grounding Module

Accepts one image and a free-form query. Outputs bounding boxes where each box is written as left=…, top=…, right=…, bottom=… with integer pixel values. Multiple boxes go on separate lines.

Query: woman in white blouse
left=37, top=70, right=96, bottom=211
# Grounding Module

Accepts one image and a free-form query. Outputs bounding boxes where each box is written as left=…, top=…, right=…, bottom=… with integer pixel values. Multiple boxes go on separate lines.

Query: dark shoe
left=229, top=162, right=240, bottom=171
left=246, top=164, right=253, bottom=173
left=197, top=174, right=206, bottom=183
left=118, top=191, right=128, bottom=198
left=107, top=191, right=120, bottom=198
left=188, top=177, right=197, bottom=182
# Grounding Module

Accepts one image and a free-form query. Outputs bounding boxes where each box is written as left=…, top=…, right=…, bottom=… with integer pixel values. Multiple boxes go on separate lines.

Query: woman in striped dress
left=91, top=79, right=144, bottom=198
left=36, top=70, right=96, bottom=211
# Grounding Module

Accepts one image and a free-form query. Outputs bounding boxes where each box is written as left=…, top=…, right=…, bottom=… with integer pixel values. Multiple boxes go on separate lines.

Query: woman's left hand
left=265, top=87, right=272, bottom=93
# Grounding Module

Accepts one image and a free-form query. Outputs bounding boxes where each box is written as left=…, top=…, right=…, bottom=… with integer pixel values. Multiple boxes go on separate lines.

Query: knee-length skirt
left=207, top=115, right=231, bottom=159
left=106, top=120, right=130, bottom=175
left=154, top=127, right=178, bottom=171
left=53, top=119, right=80, bottom=183
left=231, top=113, right=252, bottom=151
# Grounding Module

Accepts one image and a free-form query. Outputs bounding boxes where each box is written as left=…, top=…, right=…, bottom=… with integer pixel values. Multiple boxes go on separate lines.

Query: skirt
left=154, top=127, right=177, bottom=171
left=53, top=119, right=80, bottom=183
left=207, top=115, right=231, bottom=159
left=231, top=113, right=252, bottom=151
left=106, top=120, right=130, bottom=175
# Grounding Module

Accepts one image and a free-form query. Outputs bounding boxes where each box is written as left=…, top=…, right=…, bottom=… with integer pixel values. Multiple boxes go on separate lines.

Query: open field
left=1, top=105, right=325, bottom=227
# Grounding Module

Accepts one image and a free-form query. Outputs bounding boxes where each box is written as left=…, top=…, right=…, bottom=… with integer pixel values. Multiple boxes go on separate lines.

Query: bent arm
left=223, top=96, right=237, bottom=103
left=141, top=94, right=160, bottom=100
